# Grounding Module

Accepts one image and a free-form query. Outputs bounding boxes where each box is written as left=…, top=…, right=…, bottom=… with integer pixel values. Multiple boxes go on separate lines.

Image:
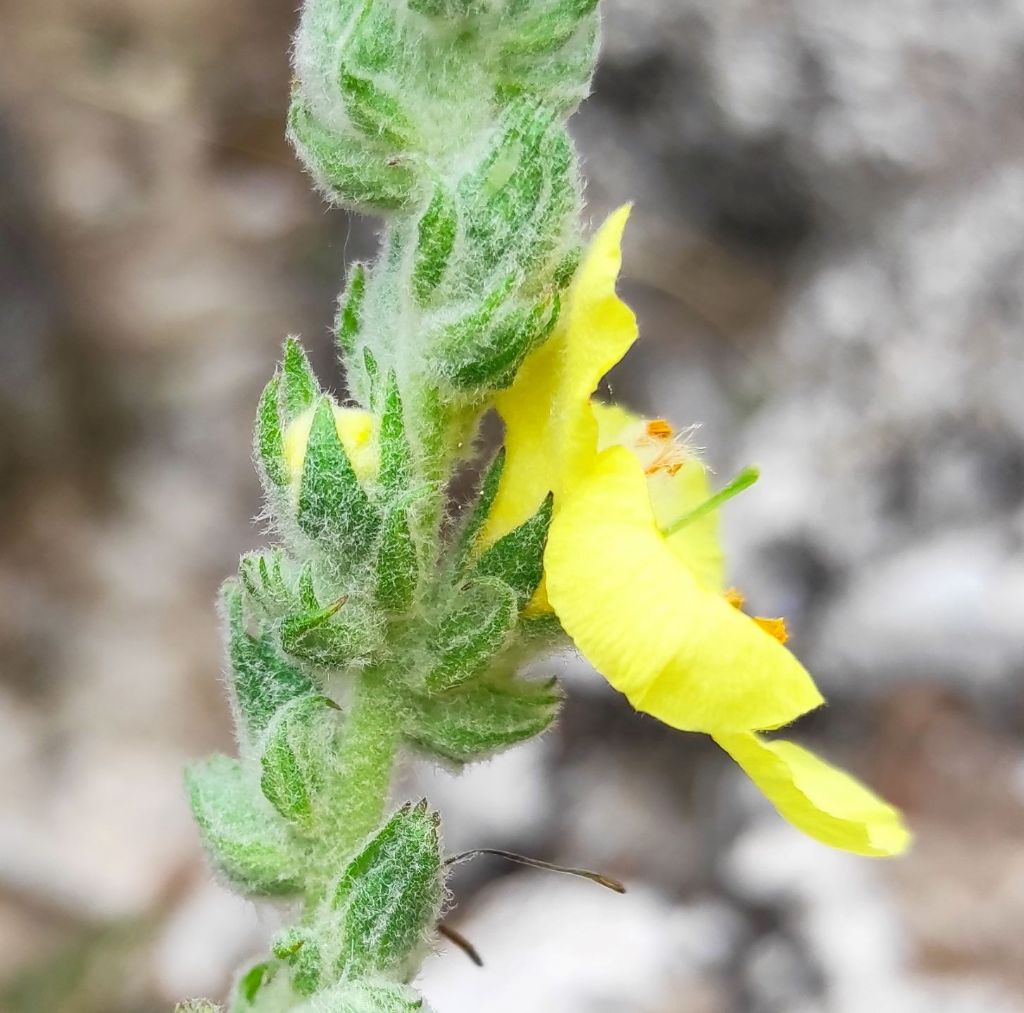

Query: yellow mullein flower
left=283, top=403, right=378, bottom=484
left=713, top=732, right=909, bottom=857
left=543, top=444, right=821, bottom=732
left=485, top=205, right=910, bottom=856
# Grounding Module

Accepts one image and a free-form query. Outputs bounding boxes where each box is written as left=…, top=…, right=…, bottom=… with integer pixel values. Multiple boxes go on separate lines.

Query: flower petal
left=483, top=205, right=638, bottom=544
left=714, top=731, right=911, bottom=857
left=592, top=401, right=725, bottom=591
left=544, top=446, right=823, bottom=733
left=283, top=405, right=377, bottom=484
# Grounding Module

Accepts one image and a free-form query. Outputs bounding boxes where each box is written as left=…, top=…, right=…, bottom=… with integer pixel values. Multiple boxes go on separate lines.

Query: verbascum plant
left=179, top=2, right=910, bottom=1010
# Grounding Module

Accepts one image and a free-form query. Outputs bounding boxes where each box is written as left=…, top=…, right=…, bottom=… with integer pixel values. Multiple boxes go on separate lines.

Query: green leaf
left=471, top=493, right=553, bottom=606
left=255, top=374, right=288, bottom=488
left=298, top=561, right=320, bottom=612
left=332, top=801, right=443, bottom=978
left=279, top=596, right=369, bottom=669
left=406, top=676, right=563, bottom=763
left=412, top=185, right=457, bottom=304
left=272, top=928, right=322, bottom=997
left=502, top=0, right=599, bottom=59
left=292, top=979, right=424, bottom=1013
left=459, top=102, right=553, bottom=278
left=446, top=292, right=560, bottom=390
left=224, top=583, right=317, bottom=739
left=232, top=961, right=278, bottom=1011
left=238, top=550, right=290, bottom=618
left=376, top=507, right=419, bottom=611
left=335, top=263, right=367, bottom=359
left=288, top=95, right=416, bottom=211
left=425, top=578, right=518, bottom=693
left=340, top=72, right=417, bottom=149
left=363, top=347, right=381, bottom=404
left=282, top=338, right=319, bottom=420
left=297, top=397, right=381, bottom=550
left=186, top=756, right=301, bottom=896
left=453, top=448, right=505, bottom=566
left=260, top=695, right=339, bottom=824
left=552, top=244, right=583, bottom=290
left=378, top=373, right=412, bottom=495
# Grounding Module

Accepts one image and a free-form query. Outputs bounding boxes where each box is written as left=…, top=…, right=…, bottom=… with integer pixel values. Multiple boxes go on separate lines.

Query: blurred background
left=2, top=0, right=1024, bottom=1010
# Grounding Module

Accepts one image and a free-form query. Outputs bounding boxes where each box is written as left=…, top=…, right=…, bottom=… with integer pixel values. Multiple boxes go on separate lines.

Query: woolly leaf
left=552, top=244, right=583, bottom=290
left=224, top=583, right=316, bottom=739
left=297, top=397, right=381, bottom=550
left=424, top=577, right=518, bottom=693
left=282, top=338, right=319, bottom=420
left=376, top=507, right=419, bottom=611
left=260, top=695, right=339, bottom=824
left=408, top=0, right=486, bottom=17
left=335, top=263, right=367, bottom=359
left=298, top=561, right=320, bottom=612
left=176, top=1003, right=222, bottom=1013
left=255, top=374, right=288, bottom=488
left=471, top=493, right=553, bottom=605
left=378, top=373, right=413, bottom=494
left=446, top=292, right=559, bottom=390
left=288, top=96, right=416, bottom=210
left=233, top=961, right=279, bottom=1011
left=363, top=347, right=381, bottom=404
left=292, top=979, right=424, bottom=1013
left=406, top=677, right=563, bottom=763
left=186, top=755, right=301, bottom=896
left=452, top=448, right=505, bottom=566
left=340, top=72, right=417, bottom=149
left=238, top=550, right=290, bottom=619
left=460, top=102, right=555, bottom=279
left=427, top=274, right=517, bottom=388
left=273, top=928, right=322, bottom=997
left=412, top=185, right=457, bottom=304
left=332, top=801, right=443, bottom=978
left=502, top=0, right=599, bottom=59
left=280, top=597, right=371, bottom=669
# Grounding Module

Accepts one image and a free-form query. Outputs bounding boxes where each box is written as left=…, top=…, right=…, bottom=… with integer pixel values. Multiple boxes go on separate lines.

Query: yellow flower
left=714, top=731, right=909, bottom=857
left=283, top=403, right=378, bottom=484
left=485, top=205, right=910, bottom=856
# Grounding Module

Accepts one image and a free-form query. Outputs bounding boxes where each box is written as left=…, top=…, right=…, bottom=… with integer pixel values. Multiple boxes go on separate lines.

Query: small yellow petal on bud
left=282, top=404, right=379, bottom=485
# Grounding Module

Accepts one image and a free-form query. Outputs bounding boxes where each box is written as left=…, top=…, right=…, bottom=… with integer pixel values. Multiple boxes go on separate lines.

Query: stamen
left=645, top=418, right=674, bottom=440
left=660, top=466, right=759, bottom=537
left=437, top=922, right=484, bottom=967
left=724, top=587, right=745, bottom=610
left=444, top=848, right=626, bottom=894
left=754, top=616, right=789, bottom=645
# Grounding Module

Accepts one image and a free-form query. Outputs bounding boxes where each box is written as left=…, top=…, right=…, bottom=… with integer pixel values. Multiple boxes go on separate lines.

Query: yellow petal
left=592, top=401, right=725, bottom=591
left=714, top=731, right=911, bottom=857
left=544, top=445, right=823, bottom=733
left=483, top=206, right=638, bottom=544
left=282, top=405, right=378, bottom=484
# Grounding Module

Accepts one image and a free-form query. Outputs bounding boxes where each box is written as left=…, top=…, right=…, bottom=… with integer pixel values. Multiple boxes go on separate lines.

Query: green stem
left=310, top=668, right=401, bottom=897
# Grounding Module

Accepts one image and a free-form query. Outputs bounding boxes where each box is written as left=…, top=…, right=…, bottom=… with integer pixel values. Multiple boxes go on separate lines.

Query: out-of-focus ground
left=1, top=1, right=1023, bottom=1010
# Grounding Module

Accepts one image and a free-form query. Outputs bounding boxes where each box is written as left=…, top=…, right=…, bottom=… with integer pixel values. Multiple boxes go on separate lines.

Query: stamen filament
left=660, top=466, right=760, bottom=538
left=444, top=848, right=626, bottom=894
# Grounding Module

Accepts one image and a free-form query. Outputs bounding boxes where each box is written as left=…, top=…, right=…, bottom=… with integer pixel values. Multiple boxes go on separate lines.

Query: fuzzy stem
left=334, top=669, right=402, bottom=853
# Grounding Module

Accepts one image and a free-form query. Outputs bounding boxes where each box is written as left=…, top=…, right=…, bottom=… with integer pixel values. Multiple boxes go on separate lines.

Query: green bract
left=185, top=0, right=601, bottom=1008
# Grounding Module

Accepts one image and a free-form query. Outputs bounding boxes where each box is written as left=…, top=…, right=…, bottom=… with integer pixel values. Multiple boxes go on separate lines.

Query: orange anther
left=724, top=587, right=745, bottom=610
left=754, top=616, right=789, bottom=645
left=646, top=419, right=674, bottom=440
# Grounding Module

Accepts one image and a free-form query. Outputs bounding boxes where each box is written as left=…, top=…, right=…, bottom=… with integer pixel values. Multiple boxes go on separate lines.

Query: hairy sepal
left=186, top=755, right=302, bottom=896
